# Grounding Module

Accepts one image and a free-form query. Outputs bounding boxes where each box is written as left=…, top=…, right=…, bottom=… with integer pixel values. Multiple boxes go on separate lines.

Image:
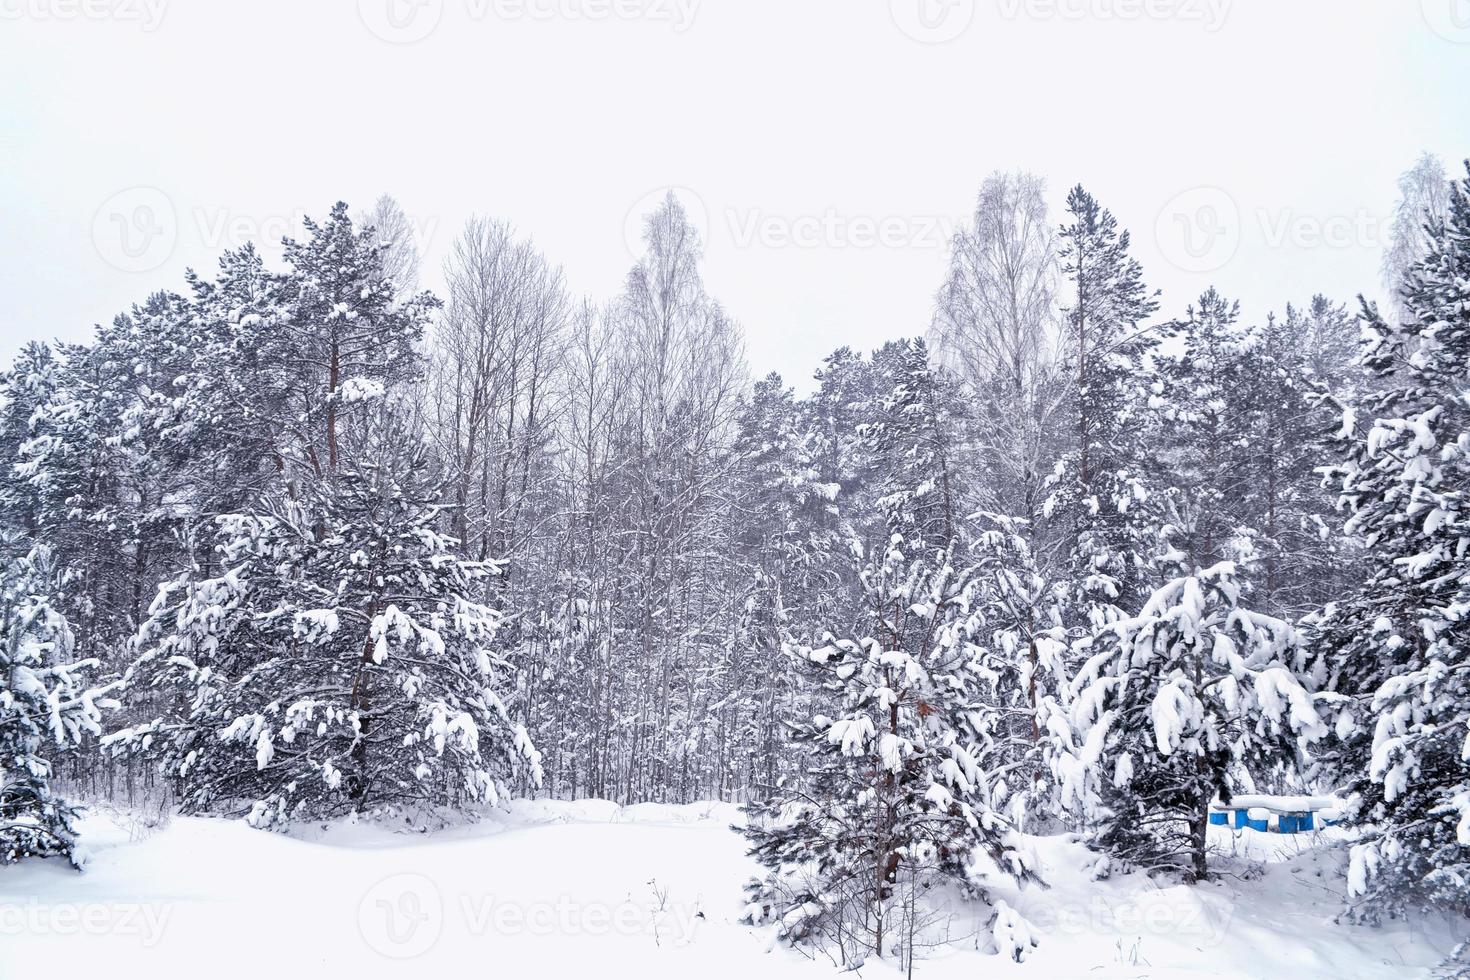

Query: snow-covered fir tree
left=1312, top=160, right=1470, bottom=918
left=1056, top=553, right=1325, bottom=880
left=107, top=409, right=541, bottom=828
left=0, top=540, right=117, bottom=866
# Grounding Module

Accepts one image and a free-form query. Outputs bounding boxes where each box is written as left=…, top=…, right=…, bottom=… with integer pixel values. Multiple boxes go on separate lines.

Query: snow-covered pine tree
left=861, top=338, right=964, bottom=550
left=107, top=407, right=541, bottom=828
left=0, top=540, right=117, bottom=866
left=1232, top=300, right=1362, bottom=618
left=1157, top=288, right=1250, bottom=570
left=10, top=336, right=140, bottom=664
left=1046, top=185, right=1163, bottom=631
left=1311, top=160, right=1470, bottom=918
left=725, top=373, right=841, bottom=793
left=806, top=347, right=878, bottom=541
left=1157, top=290, right=1360, bottom=620
left=0, top=343, right=58, bottom=539
left=278, top=202, right=437, bottom=481
left=741, top=527, right=1041, bottom=963
left=743, top=397, right=1039, bottom=963
left=966, top=514, right=1069, bottom=830
left=1056, top=555, right=1325, bottom=880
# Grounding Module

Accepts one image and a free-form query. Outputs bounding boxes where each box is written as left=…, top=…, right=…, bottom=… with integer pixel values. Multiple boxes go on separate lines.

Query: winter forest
left=4, top=148, right=1470, bottom=977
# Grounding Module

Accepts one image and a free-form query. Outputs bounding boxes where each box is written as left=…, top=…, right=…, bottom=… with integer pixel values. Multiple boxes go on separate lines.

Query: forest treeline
left=2, top=158, right=1467, bottom=956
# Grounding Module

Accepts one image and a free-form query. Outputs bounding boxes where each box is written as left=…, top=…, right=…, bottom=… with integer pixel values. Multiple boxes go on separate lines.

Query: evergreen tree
left=1057, top=557, right=1324, bottom=880
left=1313, top=161, right=1470, bottom=917
left=12, top=337, right=138, bottom=662
left=860, top=339, right=964, bottom=552
left=1047, top=185, right=1163, bottom=630
left=967, top=514, right=1069, bottom=829
left=0, top=343, right=59, bottom=540
left=276, top=202, right=437, bottom=480
left=0, top=540, right=117, bottom=866
left=742, top=419, right=1038, bottom=962
left=726, top=373, right=839, bottom=792
left=741, top=528, right=1040, bottom=963
left=1234, top=300, right=1360, bottom=617
left=1157, top=288, right=1249, bottom=570
left=107, top=410, right=541, bottom=828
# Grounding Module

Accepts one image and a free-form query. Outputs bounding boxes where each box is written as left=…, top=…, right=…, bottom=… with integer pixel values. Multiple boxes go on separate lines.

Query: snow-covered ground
left=0, top=801, right=1459, bottom=979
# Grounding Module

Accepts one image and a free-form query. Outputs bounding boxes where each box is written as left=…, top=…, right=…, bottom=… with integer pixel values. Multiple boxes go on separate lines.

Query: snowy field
left=1, top=801, right=1458, bottom=980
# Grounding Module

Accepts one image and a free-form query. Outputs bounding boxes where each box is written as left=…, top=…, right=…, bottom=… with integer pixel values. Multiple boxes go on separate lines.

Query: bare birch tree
left=930, top=171, right=1064, bottom=529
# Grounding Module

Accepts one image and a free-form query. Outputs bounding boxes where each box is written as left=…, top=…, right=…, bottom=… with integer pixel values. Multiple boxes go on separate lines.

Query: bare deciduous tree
left=429, top=217, right=570, bottom=564
left=1382, top=152, right=1451, bottom=325
left=357, top=193, right=423, bottom=297
left=930, top=171, right=1064, bottom=529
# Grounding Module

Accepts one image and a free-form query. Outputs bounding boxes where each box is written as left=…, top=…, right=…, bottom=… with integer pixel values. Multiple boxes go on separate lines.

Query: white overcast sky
left=2, top=0, right=1467, bottom=384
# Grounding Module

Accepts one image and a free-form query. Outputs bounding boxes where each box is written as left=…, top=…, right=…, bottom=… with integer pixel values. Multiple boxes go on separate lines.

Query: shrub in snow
left=0, top=541, right=117, bottom=866
left=1055, top=558, right=1324, bottom=880
left=741, top=529, right=1040, bottom=965
left=107, top=419, right=541, bottom=828
left=1311, top=160, right=1470, bottom=918
left=989, top=899, right=1039, bottom=963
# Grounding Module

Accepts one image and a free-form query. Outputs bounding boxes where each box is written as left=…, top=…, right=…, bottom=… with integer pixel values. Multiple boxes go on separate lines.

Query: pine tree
left=741, top=528, right=1040, bottom=963
left=276, top=202, right=437, bottom=480
left=0, top=540, right=117, bottom=866
left=726, top=373, right=838, bottom=793
left=1047, top=185, right=1163, bottom=630
left=1313, top=161, right=1470, bottom=917
left=1057, top=556, right=1325, bottom=880
left=805, top=346, right=877, bottom=551
left=1234, top=300, right=1360, bottom=617
left=860, top=339, right=964, bottom=552
left=967, top=514, right=1069, bottom=830
left=0, top=342, right=59, bottom=539
left=742, top=419, right=1039, bottom=963
left=1157, top=288, right=1249, bottom=570
left=107, top=409, right=541, bottom=828
left=12, top=337, right=138, bottom=662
